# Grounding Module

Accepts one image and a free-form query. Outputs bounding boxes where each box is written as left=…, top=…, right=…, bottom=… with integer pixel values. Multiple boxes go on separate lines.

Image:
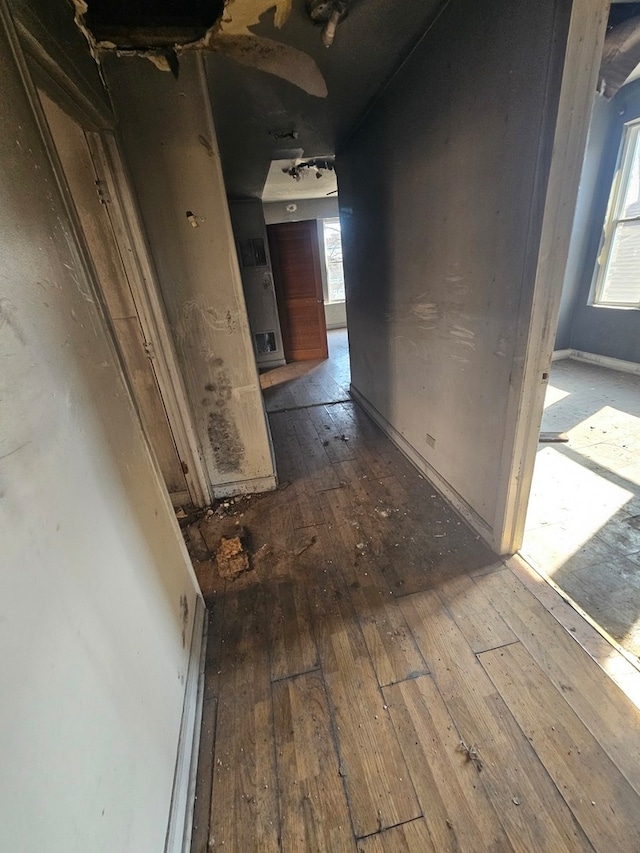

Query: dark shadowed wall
left=338, top=0, right=573, bottom=536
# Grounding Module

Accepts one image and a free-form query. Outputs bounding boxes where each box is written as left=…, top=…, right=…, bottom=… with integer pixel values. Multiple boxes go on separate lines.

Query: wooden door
left=39, top=91, right=191, bottom=507
left=267, top=220, right=328, bottom=361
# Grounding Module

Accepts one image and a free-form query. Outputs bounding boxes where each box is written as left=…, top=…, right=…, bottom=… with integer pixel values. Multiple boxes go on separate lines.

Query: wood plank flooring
left=191, top=390, right=640, bottom=852
left=261, top=329, right=351, bottom=413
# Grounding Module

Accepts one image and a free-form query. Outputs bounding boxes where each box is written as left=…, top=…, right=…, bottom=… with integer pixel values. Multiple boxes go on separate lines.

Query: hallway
left=260, top=329, right=351, bottom=413
left=190, top=394, right=640, bottom=852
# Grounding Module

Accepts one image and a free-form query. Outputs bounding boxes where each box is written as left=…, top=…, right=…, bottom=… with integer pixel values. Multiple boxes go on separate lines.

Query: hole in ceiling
left=83, top=0, right=226, bottom=47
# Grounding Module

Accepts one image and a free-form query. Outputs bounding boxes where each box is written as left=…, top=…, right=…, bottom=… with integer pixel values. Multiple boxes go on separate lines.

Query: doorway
left=260, top=209, right=351, bottom=413
left=521, top=4, right=640, bottom=665
left=38, top=90, right=204, bottom=507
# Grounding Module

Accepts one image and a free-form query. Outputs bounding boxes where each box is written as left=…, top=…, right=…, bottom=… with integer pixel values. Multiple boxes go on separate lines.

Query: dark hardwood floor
left=189, top=369, right=640, bottom=851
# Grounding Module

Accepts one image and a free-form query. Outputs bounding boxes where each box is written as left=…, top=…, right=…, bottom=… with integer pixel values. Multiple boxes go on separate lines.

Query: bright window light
left=594, top=121, right=640, bottom=308
left=322, top=219, right=345, bottom=302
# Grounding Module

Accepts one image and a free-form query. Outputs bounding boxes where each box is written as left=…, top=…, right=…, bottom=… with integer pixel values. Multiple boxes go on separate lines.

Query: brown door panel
left=268, top=220, right=328, bottom=362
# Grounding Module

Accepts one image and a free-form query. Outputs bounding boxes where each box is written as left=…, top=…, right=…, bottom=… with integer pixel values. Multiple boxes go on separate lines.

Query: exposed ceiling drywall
left=261, top=157, right=338, bottom=201
left=203, top=0, right=445, bottom=199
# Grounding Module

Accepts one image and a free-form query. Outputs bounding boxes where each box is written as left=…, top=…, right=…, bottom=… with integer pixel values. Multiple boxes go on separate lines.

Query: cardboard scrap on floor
left=216, top=534, right=251, bottom=579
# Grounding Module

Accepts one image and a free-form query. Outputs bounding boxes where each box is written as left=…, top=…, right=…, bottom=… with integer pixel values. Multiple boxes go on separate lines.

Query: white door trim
left=493, top=0, right=609, bottom=555
left=86, top=132, right=211, bottom=508
left=164, top=595, right=207, bottom=853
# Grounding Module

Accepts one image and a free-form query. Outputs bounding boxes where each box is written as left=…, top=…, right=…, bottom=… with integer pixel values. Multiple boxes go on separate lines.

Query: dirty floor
left=523, top=358, right=640, bottom=661
left=189, top=393, right=640, bottom=852
left=260, top=328, right=350, bottom=413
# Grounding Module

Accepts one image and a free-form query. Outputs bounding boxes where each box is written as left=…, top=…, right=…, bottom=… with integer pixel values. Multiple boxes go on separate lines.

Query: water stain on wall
left=204, top=361, right=245, bottom=474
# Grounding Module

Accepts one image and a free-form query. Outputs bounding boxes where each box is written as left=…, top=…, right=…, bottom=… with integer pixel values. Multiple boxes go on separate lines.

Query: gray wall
left=1, top=3, right=199, bottom=849
left=229, top=200, right=285, bottom=367
left=338, top=0, right=569, bottom=534
left=105, top=54, right=277, bottom=496
left=556, top=81, right=640, bottom=362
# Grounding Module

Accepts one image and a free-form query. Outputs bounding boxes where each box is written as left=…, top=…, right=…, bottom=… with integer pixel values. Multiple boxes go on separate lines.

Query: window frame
left=593, top=119, right=640, bottom=309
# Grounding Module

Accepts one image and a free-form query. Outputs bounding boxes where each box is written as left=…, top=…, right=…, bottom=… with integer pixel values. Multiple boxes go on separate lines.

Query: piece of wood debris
left=539, top=432, right=569, bottom=443
left=292, top=535, right=317, bottom=557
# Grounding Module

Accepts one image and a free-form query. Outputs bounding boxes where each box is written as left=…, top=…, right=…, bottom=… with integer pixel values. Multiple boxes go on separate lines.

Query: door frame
left=494, top=0, right=609, bottom=554
left=20, top=41, right=210, bottom=508
left=85, top=132, right=211, bottom=508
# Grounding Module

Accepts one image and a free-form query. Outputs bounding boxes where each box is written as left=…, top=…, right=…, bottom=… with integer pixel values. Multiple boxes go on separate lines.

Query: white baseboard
left=349, top=384, right=496, bottom=552
left=165, top=595, right=207, bottom=853
left=552, top=347, right=640, bottom=374
left=211, top=474, right=277, bottom=498
left=569, top=349, right=640, bottom=376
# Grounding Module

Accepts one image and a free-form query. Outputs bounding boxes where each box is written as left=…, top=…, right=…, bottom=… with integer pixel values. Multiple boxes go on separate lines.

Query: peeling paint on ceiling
left=75, top=0, right=327, bottom=98
left=221, top=0, right=294, bottom=34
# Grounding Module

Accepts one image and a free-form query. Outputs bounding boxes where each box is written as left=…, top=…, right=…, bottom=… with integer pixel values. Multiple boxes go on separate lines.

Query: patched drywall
left=339, top=0, right=571, bottom=537
left=0, top=5, right=199, bottom=850
left=104, top=53, right=276, bottom=494
left=229, top=199, right=285, bottom=367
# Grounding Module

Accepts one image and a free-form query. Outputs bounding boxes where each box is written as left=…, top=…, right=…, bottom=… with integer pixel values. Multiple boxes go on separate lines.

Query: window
left=322, top=219, right=345, bottom=302
left=594, top=121, right=640, bottom=308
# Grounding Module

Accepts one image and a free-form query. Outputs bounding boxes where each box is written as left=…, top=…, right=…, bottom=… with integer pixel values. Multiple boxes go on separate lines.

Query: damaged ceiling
left=83, top=0, right=226, bottom=46
left=79, top=0, right=640, bottom=201
left=203, top=0, right=445, bottom=198
left=79, top=0, right=445, bottom=199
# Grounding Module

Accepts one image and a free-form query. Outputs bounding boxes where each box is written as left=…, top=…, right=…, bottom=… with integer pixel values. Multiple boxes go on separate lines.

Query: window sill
left=589, top=303, right=640, bottom=311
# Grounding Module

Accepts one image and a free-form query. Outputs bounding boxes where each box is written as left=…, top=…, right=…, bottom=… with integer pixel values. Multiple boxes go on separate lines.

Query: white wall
left=0, top=4, right=200, bottom=851
left=263, top=197, right=339, bottom=224
left=105, top=54, right=276, bottom=497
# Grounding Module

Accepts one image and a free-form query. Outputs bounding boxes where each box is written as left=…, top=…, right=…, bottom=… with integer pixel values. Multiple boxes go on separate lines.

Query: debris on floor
left=458, top=739, right=483, bottom=771
left=183, top=522, right=210, bottom=562
left=292, top=534, right=317, bottom=557
left=216, top=533, right=251, bottom=579
left=538, top=431, right=569, bottom=443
